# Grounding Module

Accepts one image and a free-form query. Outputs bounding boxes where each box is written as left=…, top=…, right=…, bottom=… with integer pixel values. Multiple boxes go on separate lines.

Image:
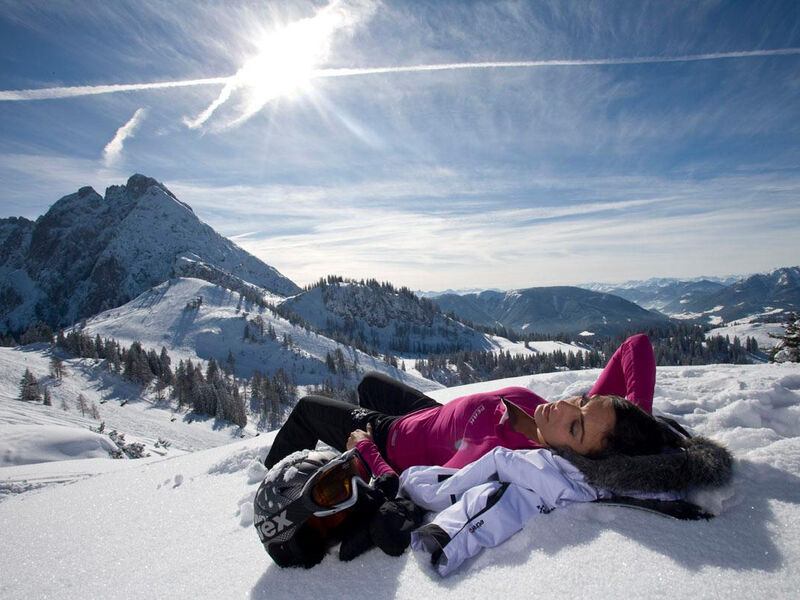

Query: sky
left=1, top=0, right=799, bottom=292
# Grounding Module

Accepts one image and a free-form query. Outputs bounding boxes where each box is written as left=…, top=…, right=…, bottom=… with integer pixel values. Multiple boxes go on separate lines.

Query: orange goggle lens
left=309, top=454, right=369, bottom=508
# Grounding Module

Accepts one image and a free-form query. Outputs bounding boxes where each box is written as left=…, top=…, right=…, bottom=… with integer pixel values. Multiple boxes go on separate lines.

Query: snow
left=486, top=335, right=589, bottom=356
left=0, top=346, right=252, bottom=461
left=2, top=361, right=800, bottom=598
left=0, top=424, right=118, bottom=466
left=708, top=320, right=785, bottom=351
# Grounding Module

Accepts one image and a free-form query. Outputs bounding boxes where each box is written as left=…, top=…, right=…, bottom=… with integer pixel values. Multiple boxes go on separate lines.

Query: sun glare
left=242, top=27, right=321, bottom=104
left=184, top=0, right=373, bottom=129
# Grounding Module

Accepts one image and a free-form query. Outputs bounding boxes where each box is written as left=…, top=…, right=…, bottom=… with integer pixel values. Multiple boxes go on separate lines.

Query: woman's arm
left=347, top=425, right=397, bottom=476
left=588, top=333, right=655, bottom=413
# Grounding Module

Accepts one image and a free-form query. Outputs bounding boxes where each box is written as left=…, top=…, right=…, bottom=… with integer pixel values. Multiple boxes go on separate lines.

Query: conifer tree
left=19, top=368, right=42, bottom=402
left=771, top=312, right=800, bottom=362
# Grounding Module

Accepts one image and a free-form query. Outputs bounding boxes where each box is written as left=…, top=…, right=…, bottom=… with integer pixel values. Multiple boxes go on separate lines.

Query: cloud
left=161, top=167, right=800, bottom=289
left=102, top=108, right=148, bottom=166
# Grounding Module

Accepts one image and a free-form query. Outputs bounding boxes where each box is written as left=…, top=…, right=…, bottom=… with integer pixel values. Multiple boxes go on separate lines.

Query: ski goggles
left=302, top=448, right=372, bottom=517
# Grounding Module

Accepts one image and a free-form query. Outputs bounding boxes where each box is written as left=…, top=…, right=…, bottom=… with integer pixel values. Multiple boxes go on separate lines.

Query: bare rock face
left=0, top=174, right=300, bottom=334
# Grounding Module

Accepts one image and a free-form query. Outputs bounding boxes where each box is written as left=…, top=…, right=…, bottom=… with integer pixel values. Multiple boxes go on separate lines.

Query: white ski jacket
left=400, top=446, right=679, bottom=576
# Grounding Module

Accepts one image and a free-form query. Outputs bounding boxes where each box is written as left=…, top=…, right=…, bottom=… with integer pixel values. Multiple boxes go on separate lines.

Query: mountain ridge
left=434, top=286, right=673, bottom=336
left=0, top=174, right=300, bottom=334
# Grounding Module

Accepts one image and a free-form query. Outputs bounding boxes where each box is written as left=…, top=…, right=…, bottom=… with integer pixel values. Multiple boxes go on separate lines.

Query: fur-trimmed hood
left=557, top=437, right=734, bottom=495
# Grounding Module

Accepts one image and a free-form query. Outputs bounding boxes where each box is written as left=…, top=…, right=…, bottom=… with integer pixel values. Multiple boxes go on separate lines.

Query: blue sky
left=1, top=0, right=798, bottom=291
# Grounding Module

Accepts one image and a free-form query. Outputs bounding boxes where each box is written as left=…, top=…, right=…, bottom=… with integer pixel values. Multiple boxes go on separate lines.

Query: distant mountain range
left=2, top=174, right=798, bottom=348
left=581, top=277, right=736, bottom=311
left=433, top=287, right=672, bottom=336
left=662, top=267, right=800, bottom=323
left=0, top=174, right=299, bottom=333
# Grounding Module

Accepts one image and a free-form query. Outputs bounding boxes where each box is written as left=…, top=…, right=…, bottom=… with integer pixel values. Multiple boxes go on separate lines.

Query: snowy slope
left=282, top=280, right=495, bottom=355
left=485, top=334, right=590, bottom=356
left=707, top=319, right=785, bottom=352
left=0, top=347, right=249, bottom=450
left=0, top=344, right=256, bottom=498
left=77, top=277, right=437, bottom=390
left=1, top=362, right=799, bottom=599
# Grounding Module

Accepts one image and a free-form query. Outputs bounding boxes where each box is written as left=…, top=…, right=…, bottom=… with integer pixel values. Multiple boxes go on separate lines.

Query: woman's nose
left=555, top=400, right=576, bottom=414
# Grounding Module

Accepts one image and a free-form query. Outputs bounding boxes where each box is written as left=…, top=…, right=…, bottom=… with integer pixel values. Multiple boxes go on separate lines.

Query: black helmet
left=254, top=449, right=339, bottom=561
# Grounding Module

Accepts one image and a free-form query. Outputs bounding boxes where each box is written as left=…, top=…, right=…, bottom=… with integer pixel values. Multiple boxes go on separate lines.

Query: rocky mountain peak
left=77, top=186, right=97, bottom=199
left=123, top=173, right=180, bottom=203
left=0, top=174, right=300, bottom=334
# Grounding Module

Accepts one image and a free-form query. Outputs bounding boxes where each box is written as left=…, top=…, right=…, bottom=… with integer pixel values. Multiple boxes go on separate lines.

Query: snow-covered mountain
left=0, top=174, right=300, bottom=334
left=76, top=277, right=438, bottom=390
left=433, top=287, right=672, bottom=336
left=281, top=278, right=495, bottom=355
left=2, top=360, right=799, bottom=598
left=663, top=266, right=800, bottom=323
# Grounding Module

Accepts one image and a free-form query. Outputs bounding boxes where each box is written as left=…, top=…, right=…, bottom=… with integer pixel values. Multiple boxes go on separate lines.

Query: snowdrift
left=1, top=362, right=799, bottom=599
left=0, top=424, right=118, bottom=466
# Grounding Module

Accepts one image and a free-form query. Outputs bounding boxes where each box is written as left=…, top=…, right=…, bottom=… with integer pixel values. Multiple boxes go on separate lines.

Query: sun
left=184, top=0, right=368, bottom=129
left=240, top=26, right=323, bottom=105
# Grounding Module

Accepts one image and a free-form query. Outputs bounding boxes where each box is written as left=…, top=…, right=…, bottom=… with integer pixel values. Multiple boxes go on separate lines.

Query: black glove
left=337, top=483, right=387, bottom=561
left=369, top=497, right=426, bottom=557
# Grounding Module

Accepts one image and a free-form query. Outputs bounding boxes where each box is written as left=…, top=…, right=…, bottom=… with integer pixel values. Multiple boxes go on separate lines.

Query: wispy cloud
left=102, top=108, right=148, bottom=166
left=164, top=167, right=800, bottom=289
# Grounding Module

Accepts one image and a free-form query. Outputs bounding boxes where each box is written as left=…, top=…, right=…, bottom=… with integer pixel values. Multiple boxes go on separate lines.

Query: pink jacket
left=357, top=334, right=656, bottom=476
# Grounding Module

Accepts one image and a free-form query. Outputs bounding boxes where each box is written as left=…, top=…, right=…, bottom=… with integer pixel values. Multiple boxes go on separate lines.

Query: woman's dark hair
left=599, top=396, right=685, bottom=457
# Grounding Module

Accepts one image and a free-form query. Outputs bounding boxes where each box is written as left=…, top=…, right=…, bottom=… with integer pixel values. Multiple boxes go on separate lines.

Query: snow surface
left=485, top=335, right=589, bottom=356
left=0, top=424, right=118, bottom=467
left=2, top=362, right=800, bottom=598
left=707, top=320, right=785, bottom=351
left=0, top=346, right=251, bottom=471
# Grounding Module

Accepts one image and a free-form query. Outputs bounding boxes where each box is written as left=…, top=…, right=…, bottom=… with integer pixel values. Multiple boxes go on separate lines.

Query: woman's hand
left=346, top=422, right=373, bottom=450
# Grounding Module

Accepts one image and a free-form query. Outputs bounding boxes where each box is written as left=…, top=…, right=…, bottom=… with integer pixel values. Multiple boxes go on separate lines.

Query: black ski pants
left=264, top=372, right=441, bottom=469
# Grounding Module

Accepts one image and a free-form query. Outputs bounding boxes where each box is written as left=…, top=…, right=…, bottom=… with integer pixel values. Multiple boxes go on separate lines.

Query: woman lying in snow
left=255, top=335, right=733, bottom=572
left=266, top=334, right=663, bottom=473
left=400, top=431, right=732, bottom=575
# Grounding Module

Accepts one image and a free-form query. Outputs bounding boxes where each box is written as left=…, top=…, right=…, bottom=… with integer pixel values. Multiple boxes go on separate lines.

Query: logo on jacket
left=468, top=519, right=485, bottom=534
left=467, top=404, right=485, bottom=425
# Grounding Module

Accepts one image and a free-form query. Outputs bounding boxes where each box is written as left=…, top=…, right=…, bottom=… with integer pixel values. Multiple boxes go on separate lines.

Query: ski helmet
left=254, top=449, right=339, bottom=550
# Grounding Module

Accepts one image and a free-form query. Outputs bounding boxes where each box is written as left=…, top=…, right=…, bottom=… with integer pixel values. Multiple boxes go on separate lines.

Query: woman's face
left=533, top=395, right=616, bottom=455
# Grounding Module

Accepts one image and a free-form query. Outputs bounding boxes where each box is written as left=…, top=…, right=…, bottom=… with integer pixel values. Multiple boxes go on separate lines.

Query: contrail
left=0, top=76, right=230, bottom=101
left=313, top=47, right=800, bottom=78
left=103, top=107, right=147, bottom=166
left=1, top=48, right=797, bottom=102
